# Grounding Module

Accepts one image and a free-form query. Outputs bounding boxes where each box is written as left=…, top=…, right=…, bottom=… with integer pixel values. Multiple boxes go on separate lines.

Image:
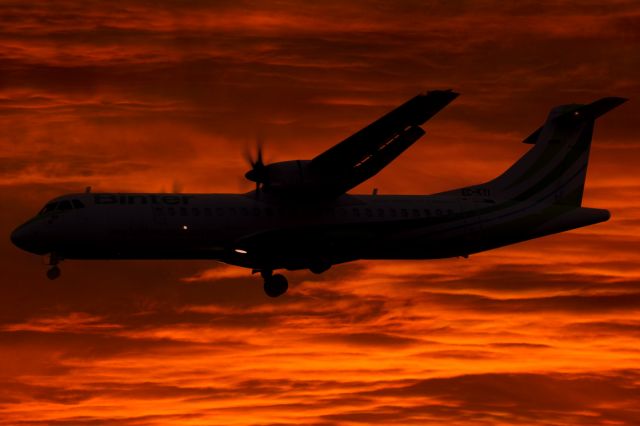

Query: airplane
left=10, top=90, right=626, bottom=297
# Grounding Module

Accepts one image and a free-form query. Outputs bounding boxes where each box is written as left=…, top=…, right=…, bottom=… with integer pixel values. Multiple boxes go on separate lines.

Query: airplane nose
left=11, top=224, right=29, bottom=251
left=10, top=223, right=48, bottom=255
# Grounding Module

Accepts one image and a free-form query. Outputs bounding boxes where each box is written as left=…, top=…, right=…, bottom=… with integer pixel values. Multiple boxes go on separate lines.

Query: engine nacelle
left=245, top=160, right=327, bottom=196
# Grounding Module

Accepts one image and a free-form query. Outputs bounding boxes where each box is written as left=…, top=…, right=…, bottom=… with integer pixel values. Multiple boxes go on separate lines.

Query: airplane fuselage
left=12, top=191, right=608, bottom=273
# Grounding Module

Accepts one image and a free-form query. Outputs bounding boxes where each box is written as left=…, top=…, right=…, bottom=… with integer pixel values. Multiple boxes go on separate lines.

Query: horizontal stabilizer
left=523, top=97, right=627, bottom=144
left=576, top=97, right=628, bottom=119
left=551, top=96, right=628, bottom=122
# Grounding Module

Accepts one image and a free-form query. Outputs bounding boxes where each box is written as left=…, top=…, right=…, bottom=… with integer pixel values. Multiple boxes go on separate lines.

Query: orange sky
left=1, top=1, right=640, bottom=425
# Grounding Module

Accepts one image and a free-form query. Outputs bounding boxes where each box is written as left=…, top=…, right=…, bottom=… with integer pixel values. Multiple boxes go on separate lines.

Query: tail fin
left=487, top=97, right=627, bottom=206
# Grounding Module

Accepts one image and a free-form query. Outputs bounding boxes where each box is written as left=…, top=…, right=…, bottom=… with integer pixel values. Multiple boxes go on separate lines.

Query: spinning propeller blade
left=244, top=137, right=269, bottom=192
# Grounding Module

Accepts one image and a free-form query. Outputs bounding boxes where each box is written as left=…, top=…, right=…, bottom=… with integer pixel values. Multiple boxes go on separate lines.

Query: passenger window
left=72, top=199, right=85, bottom=209
left=352, top=208, right=360, bottom=217
left=204, top=208, right=212, bottom=216
left=253, top=207, right=261, bottom=216
left=390, top=209, right=397, bottom=218
left=154, top=207, right=164, bottom=215
left=168, top=207, right=176, bottom=216
left=401, top=209, right=408, bottom=218
left=424, top=209, right=431, bottom=217
left=180, top=207, right=188, bottom=216
left=435, top=209, right=442, bottom=216
left=448, top=209, right=454, bottom=215
left=377, top=208, right=384, bottom=217
left=216, top=207, right=225, bottom=216
left=192, top=207, right=200, bottom=216
left=266, top=208, right=273, bottom=216
left=365, top=208, right=372, bottom=217
left=58, top=200, right=72, bottom=211
left=412, top=209, right=420, bottom=217
left=229, top=208, right=237, bottom=215
left=241, top=208, right=249, bottom=216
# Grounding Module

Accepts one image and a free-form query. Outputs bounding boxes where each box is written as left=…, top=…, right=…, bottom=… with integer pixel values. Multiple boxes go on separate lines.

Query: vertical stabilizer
left=487, top=97, right=627, bottom=206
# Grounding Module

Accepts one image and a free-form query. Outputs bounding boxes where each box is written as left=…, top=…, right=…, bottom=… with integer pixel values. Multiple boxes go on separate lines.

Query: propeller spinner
left=244, top=140, right=269, bottom=192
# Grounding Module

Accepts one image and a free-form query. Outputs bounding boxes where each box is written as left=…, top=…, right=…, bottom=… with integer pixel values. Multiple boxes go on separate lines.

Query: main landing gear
left=260, top=270, right=288, bottom=298
left=45, top=253, right=62, bottom=280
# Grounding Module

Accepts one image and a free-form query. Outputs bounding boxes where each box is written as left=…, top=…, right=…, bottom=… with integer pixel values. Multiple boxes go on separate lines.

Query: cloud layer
left=1, top=1, right=640, bottom=425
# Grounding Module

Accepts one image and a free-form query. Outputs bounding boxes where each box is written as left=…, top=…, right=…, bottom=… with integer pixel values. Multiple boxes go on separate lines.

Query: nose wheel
left=261, top=271, right=288, bottom=297
left=46, top=265, right=61, bottom=280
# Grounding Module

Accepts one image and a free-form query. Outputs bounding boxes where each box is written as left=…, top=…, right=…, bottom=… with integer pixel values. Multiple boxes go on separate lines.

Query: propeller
left=244, top=137, right=269, bottom=193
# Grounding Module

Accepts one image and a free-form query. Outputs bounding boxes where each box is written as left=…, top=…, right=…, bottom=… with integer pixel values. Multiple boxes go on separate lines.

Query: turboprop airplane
left=10, top=90, right=626, bottom=297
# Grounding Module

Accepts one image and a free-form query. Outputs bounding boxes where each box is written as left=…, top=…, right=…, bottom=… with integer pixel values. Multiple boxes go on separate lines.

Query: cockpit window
left=39, top=202, right=58, bottom=215
left=38, top=198, right=86, bottom=215
left=58, top=200, right=73, bottom=211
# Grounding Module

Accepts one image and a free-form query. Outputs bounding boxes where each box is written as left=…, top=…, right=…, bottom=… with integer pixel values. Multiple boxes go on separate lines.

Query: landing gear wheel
left=263, top=274, right=288, bottom=298
left=47, top=266, right=61, bottom=280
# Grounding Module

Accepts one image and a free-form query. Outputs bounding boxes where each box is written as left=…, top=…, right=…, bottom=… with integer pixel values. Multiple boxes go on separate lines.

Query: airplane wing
left=308, top=89, right=459, bottom=196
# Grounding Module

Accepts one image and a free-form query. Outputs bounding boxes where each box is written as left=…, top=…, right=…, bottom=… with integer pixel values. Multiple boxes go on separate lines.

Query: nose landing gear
left=45, top=253, right=62, bottom=280
left=260, top=270, right=288, bottom=298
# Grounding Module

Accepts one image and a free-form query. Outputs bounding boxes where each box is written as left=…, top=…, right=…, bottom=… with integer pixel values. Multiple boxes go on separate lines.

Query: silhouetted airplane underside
left=11, top=91, right=626, bottom=297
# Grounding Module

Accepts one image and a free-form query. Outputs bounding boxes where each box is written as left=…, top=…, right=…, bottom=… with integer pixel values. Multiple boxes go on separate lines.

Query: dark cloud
left=309, top=332, right=423, bottom=347
left=564, top=320, right=640, bottom=337
left=8, top=413, right=203, bottom=426
left=344, top=371, right=640, bottom=424
left=490, top=342, right=552, bottom=349
left=417, top=290, right=640, bottom=314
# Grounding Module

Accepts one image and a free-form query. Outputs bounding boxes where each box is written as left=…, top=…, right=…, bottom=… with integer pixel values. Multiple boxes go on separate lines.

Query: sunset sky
left=1, top=1, right=640, bottom=424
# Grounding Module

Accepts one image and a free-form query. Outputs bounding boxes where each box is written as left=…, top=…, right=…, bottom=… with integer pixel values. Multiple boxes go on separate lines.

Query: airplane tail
left=487, top=97, right=627, bottom=207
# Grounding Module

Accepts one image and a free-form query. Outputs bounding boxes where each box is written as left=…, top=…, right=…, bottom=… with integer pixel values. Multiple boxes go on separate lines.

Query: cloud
left=1, top=1, right=640, bottom=425
left=309, top=332, right=423, bottom=348
left=416, top=290, right=640, bottom=314
left=564, top=320, right=640, bottom=337
left=342, top=371, right=640, bottom=424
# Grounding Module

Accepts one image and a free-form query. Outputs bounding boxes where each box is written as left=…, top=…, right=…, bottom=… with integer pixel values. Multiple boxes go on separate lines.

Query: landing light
left=234, top=248, right=248, bottom=254
left=182, top=225, right=188, bottom=230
